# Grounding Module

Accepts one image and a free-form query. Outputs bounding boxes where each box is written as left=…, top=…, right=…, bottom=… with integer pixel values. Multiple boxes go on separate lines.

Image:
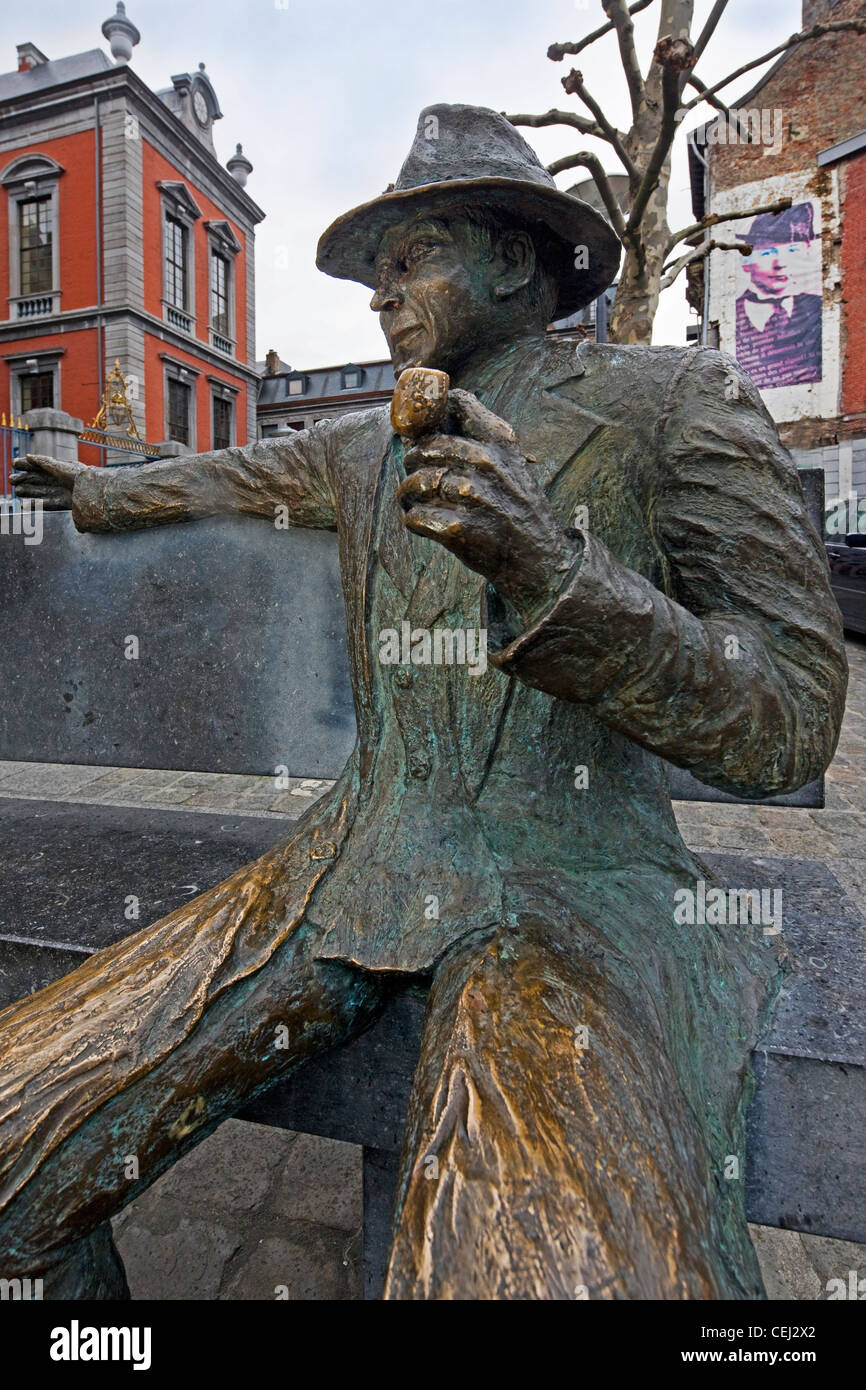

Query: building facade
left=0, top=6, right=264, bottom=462
left=257, top=354, right=397, bottom=437
left=689, top=0, right=866, bottom=510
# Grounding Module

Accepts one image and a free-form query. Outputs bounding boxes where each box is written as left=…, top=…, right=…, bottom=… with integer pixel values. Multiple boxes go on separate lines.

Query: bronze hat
left=316, top=103, right=621, bottom=319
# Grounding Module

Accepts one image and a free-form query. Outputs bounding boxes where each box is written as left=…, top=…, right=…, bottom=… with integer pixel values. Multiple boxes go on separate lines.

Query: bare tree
left=506, top=1, right=866, bottom=343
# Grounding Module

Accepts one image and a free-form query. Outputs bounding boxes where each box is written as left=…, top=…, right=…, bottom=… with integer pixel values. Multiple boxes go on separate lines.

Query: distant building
left=0, top=5, right=264, bottom=458
left=255, top=303, right=618, bottom=439
left=687, top=0, right=866, bottom=506
left=257, top=353, right=397, bottom=436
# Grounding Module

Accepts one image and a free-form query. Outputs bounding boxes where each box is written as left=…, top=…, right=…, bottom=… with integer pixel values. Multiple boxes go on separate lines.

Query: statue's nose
left=371, top=283, right=403, bottom=312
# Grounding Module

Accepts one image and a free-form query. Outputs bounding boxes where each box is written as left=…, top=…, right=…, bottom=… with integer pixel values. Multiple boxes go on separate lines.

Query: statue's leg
left=0, top=841, right=387, bottom=1290
left=384, top=915, right=764, bottom=1300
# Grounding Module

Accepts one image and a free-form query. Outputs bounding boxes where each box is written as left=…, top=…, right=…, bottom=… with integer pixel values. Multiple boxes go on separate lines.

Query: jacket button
left=409, top=755, right=430, bottom=780
left=394, top=666, right=413, bottom=689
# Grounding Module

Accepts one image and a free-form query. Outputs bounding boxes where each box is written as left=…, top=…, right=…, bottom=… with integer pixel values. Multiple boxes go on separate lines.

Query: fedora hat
left=736, top=202, right=816, bottom=247
left=316, top=103, right=621, bottom=319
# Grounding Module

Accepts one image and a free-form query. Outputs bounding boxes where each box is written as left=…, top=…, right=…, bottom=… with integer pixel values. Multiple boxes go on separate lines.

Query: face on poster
left=734, top=200, right=823, bottom=390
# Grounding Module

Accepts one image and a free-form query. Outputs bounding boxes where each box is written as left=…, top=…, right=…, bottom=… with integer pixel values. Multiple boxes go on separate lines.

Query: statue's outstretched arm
left=13, top=419, right=338, bottom=535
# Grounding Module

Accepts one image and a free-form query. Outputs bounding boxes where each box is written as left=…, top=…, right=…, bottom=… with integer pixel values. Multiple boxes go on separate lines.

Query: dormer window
left=341, top=364, right=364, bottom=390
left=286, top=373, right=307, bottom=397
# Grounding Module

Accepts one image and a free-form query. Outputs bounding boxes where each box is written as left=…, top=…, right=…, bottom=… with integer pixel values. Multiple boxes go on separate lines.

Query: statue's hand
left=11, top=454, right=84, bottom=510
left=396, top=390, right=578, bottom=624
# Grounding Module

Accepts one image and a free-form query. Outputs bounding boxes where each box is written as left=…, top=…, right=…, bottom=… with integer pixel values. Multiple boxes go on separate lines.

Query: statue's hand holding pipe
left=391, top=367, right=579, bottom=627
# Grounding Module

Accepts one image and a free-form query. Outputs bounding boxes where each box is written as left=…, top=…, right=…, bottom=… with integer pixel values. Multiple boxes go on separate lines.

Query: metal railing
left=0, top=417, right=29, bottom=503
left=77, top=428, right=161, bottom=468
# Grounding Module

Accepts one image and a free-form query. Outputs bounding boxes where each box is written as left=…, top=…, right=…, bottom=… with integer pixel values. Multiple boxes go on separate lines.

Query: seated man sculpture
left=2, top=103, right=847, bottom=1300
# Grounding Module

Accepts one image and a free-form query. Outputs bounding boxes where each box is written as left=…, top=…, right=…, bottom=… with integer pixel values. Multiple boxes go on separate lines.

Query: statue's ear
left=492, top=230, right=536, bottom=301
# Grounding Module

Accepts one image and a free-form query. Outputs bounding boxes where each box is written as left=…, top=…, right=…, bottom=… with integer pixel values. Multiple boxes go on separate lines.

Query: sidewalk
left=1, top=634, right=863, bottom=1300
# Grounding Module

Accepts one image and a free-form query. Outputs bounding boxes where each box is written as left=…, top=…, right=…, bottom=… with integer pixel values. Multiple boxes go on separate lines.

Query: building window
left=204, top=221, right=240, bottom=354
left=157, top=182, right=202, bottom=333
left=340, top=364, right=364, bottom=390
left=19, top=198, right=53, bottom=296
left=9, top=352, right=63, bottom=416
left=287, top=374, right=307, bottom=396
left=167, top=377, right=191, bottom=445
left=3, top=155, right=64, bottom=317
left=210, top=252, right=229, bottom=337
left=21, top=371, right=54, bottom=412
left=212, top=394, right=233, bottom=450
left=165, top=215, right=187, bottom=311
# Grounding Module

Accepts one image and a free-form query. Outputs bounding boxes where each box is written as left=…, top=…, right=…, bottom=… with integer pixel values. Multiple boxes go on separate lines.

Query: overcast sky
left=13, top=0, right=804, bottom=366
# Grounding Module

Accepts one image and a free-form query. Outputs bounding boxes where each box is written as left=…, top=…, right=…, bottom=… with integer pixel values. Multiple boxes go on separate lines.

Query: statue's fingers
left=447, top=389, right=518, bottom=447
left=11, top=479, right=58, bottom=498
left=25, top=453, right=78, bottom=484
left=396, top=466, right=449, bottom=508
left=401, top=504, right=464, bottom=542
left=403, top=435, right=493, bottom=474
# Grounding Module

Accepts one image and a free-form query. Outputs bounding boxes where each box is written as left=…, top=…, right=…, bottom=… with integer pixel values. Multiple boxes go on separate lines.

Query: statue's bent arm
left=489, top=349, right=847, bottom=799
left=70, top=415, right=340, bottom=535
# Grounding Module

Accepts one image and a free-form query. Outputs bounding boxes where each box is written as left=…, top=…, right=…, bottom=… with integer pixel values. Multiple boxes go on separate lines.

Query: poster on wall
left=733, top=201, right=823, bottom=389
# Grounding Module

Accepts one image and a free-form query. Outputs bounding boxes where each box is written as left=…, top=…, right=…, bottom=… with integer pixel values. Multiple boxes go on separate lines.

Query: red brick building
left=0, top=6, right=263, bottom=459
left=689, top=0, right=866, bottom=503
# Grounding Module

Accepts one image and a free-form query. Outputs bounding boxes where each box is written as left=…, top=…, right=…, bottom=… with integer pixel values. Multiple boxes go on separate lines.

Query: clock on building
left=193, top=88, right=208, bottom=126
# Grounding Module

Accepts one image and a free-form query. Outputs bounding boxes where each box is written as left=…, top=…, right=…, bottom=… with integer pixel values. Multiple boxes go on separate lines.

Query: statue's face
left=371, top=214, right=504, bottom=375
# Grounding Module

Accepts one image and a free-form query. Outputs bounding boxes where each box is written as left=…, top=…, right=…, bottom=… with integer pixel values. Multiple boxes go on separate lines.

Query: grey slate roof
left=0, top=49, right=113, bottom=102
left=257, top=359, right=397, bottom=407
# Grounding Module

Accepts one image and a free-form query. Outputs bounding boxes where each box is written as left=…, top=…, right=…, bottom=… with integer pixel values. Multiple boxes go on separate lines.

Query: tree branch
left=667, top=196, right=793, bottom=253
left=691, top=0, right=730, bottom=63
left=660, top=238, right=749, bottom=290
left=682, top=19, right=866, bottom=111
left=601, top=0, right=647, bottom=120
left=547, top=0, right=655, bottom=62
left=561, top=69, right=640, bottom=182
left=546, top=152, right=628, bottom=241
left=504, top=107, right=608, bottom=141
left=685, top=74, right=752, bottom=143
left=625, top=37, right=695, bottom=237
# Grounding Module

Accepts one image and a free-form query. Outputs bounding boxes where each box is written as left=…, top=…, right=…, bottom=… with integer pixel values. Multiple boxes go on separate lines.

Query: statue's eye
left=406, top=240, right=437, bottom=264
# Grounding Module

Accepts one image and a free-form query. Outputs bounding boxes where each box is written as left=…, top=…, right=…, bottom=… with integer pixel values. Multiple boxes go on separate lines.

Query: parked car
left=826, top=534, right=866, bottom=635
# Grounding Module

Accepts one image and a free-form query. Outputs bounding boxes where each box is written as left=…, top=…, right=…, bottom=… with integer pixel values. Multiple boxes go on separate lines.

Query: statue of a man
left=2, top=104, right=847, bottom=1300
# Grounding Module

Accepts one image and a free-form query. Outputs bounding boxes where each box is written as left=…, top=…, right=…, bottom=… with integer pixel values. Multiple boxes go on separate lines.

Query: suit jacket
left=70, top=333, right=846, bottom=980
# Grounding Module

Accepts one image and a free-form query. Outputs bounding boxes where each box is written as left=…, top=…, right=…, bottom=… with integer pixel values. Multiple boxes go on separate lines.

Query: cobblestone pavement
left=2, top=634, right=864, bottom=1300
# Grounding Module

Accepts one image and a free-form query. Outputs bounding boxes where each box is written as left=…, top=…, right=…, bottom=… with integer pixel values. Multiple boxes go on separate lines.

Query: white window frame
left=208, top=375, right=238, bottom=449
left=2, top=154, right=64, bottom=321
left=204, top=220, right=241, bottom=356
left=160, top=353, right=200, bottom=452
left=6, top=348, right=64, bottom=416
left=157, top=181, right=202, bottom=336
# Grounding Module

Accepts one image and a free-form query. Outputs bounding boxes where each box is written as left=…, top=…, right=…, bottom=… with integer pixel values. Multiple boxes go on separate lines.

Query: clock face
left=193, top=90, right=209, bottom=126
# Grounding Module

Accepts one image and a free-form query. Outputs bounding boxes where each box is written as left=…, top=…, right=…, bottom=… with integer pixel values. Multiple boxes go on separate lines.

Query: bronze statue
left=3, top=104, right=847, bottom=1300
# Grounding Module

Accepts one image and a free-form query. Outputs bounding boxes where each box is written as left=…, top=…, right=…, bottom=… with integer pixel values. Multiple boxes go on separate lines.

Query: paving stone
left=270, top=1131, right=362, bottom=1232
left=220, top=1228, right=361, bottom=1301
left=141, top=1118, right=296, bottom=1215
left=749, top=1225, right=824, bottom=1300
left=799, top=1232, right=866, bottom=1298
left=113, top=1214, right=241, bottom=1301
